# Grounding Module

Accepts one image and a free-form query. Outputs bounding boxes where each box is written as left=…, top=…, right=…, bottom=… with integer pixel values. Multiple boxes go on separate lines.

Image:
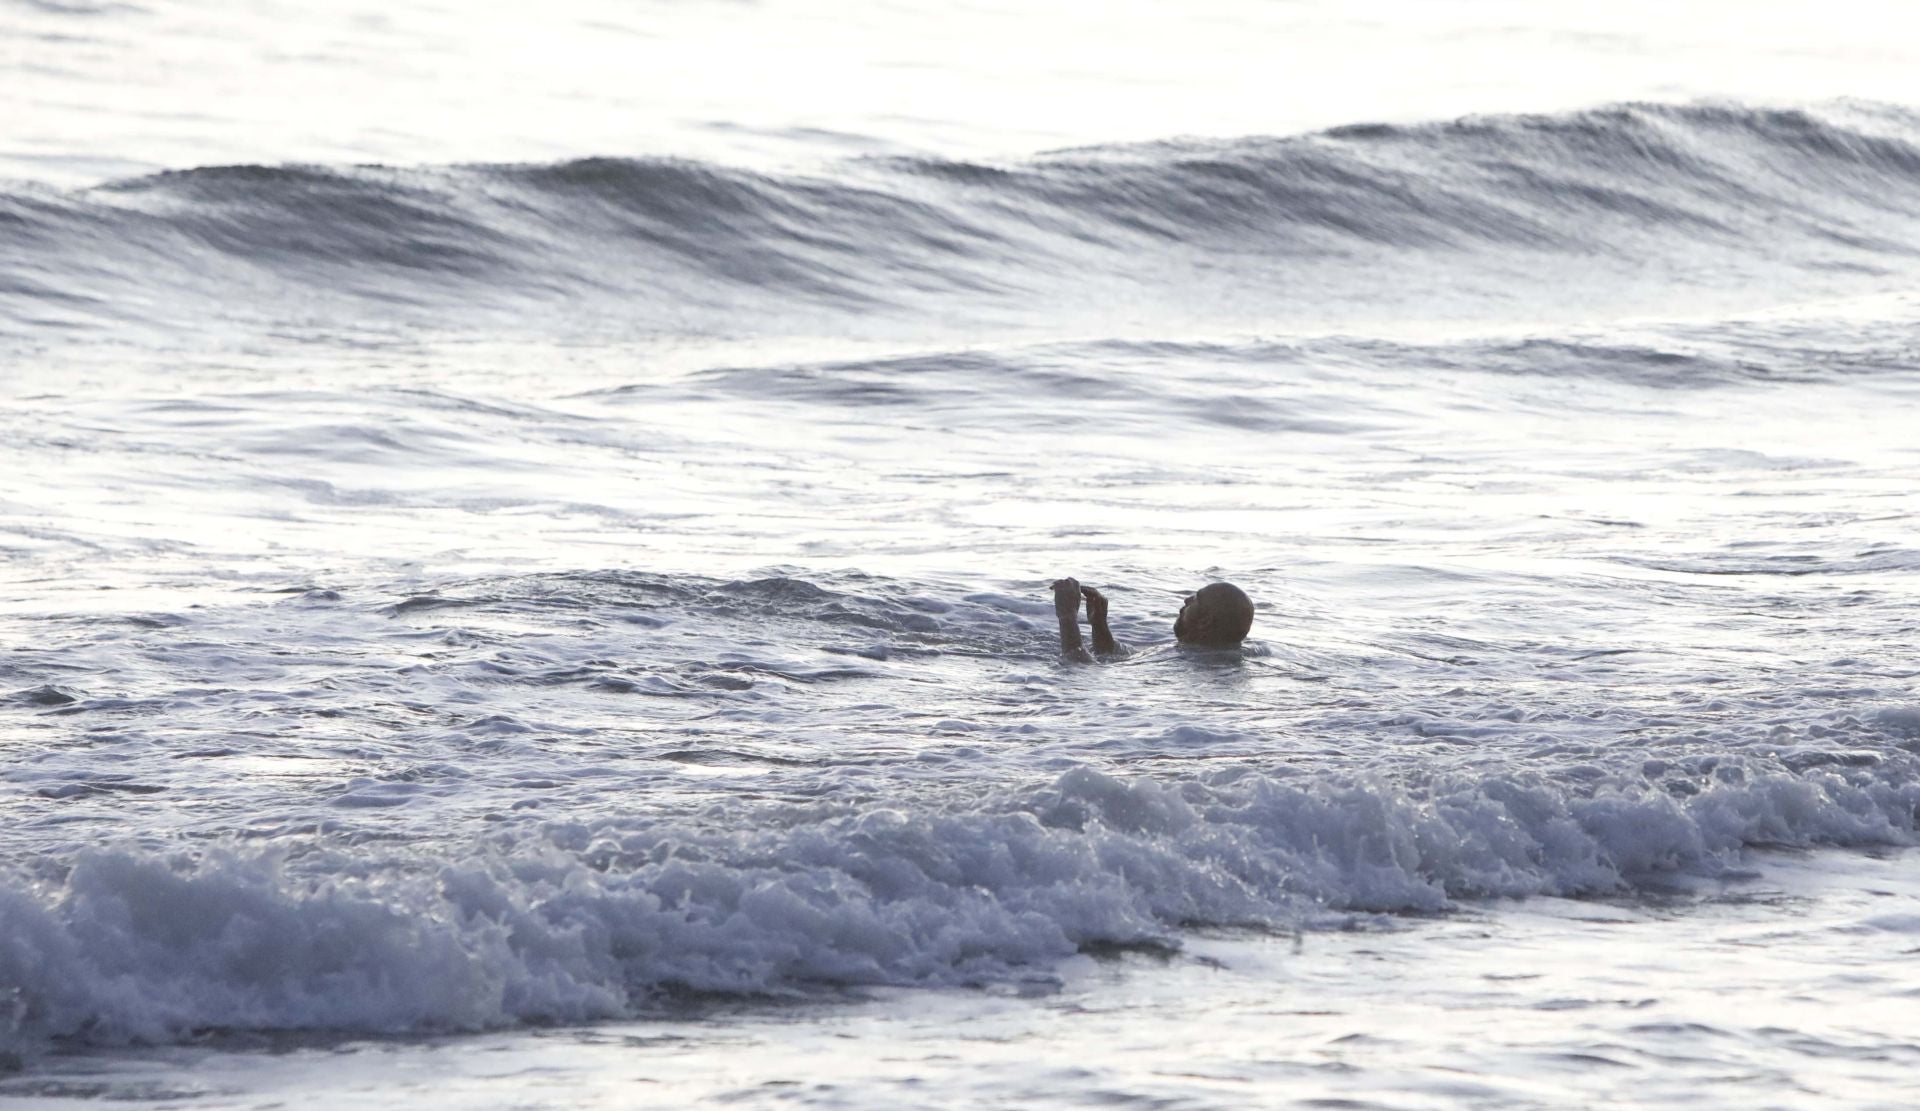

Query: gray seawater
left=4, top=1, right=1920, bottom=1106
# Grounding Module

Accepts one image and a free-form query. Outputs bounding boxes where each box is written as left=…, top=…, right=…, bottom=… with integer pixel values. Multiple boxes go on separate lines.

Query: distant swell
left=9, top=101, right=1920, bottom=342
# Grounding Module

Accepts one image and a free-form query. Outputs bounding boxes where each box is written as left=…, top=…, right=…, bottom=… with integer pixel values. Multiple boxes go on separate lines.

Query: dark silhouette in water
left=1052, top=577, right=1253, bottom=660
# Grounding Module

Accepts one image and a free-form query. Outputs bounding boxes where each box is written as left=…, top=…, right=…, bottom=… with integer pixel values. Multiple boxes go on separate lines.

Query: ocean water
left=4, top=1, right=1920, bottom=1106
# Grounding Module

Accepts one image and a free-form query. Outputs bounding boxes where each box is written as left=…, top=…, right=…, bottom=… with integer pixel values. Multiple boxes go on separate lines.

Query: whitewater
left=3, top=1, right=1919, bottom=1106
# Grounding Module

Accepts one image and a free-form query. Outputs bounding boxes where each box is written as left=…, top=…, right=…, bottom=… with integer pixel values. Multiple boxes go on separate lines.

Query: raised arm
left=1053, top=577, right=1086, bottom=655
left=1082, top=585, right=1128, bottom=657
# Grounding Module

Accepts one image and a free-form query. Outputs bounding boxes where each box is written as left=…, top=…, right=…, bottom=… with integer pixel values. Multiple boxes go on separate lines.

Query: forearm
left=1058, top=612, right=1085, bottom=652
left=1089, top=613, right=1117, bottom=654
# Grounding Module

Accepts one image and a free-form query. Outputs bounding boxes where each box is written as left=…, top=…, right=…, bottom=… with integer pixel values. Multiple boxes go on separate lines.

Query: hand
left=1080, top=585, right=1108, bottom=623
left=1052, top=577, right=1083, bottom=620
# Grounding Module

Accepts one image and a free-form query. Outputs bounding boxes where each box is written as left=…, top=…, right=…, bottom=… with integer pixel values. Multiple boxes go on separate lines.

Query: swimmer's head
left=1173, top=582, right=1254, bottom=648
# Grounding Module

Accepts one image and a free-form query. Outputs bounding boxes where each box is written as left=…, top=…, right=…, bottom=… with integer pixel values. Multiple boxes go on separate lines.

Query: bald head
left=1173, top=582, right=1254, bottom=648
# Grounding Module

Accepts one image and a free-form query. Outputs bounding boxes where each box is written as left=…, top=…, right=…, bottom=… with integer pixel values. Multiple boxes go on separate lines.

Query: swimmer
left=1052, top=577, right=1254, bottom=660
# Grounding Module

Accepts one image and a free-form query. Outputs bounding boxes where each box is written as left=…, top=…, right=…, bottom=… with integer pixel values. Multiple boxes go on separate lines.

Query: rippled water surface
left=4, top=1, right=1920, bottom=1107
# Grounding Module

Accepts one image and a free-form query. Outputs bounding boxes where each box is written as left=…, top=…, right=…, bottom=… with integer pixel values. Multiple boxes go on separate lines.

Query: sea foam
left=5, top=753, right=1915, bottom=1052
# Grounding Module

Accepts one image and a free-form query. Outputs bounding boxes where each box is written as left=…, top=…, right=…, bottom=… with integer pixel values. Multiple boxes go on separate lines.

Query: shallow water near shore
left=5, top=0, right=1920, bottom=1106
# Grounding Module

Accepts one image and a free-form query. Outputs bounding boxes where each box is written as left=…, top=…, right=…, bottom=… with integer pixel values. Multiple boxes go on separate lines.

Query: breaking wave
left=4, top=748, right=1918, bottom=1050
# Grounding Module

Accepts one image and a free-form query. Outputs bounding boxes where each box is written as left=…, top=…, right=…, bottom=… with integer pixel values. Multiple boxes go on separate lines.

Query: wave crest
left=10, top=101, right=1920, bottom=342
